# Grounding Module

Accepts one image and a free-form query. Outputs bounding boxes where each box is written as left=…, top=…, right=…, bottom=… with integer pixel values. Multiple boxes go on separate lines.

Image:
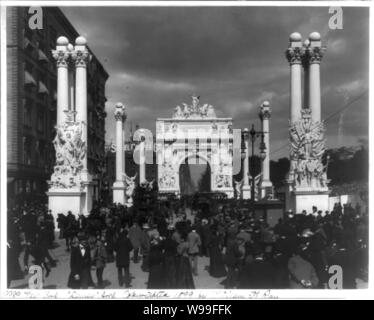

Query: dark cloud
left=61, top=6, right=369, bottom=159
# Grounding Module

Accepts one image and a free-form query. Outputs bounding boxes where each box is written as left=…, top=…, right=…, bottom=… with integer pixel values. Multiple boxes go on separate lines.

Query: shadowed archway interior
left=179, top=156, right=211, bottom=195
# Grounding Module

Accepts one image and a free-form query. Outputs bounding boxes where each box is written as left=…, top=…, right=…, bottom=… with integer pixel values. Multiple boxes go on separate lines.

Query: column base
left=47, top=188, right=85, bottom=228
left=259, top=180, right=273, bottom=199
left=112, top=181, right=126, bottom=205
left=286, top=188, right=330, bottom=214
left=242, top=185, right=251, bottom=200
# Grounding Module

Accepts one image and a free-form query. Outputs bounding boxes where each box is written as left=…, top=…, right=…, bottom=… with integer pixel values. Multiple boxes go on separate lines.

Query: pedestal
left=219, top=188, right=234, bottom=199
left=47, top=188, right=85, bottom=227
left=112, top=181, right=126, bottom=205
left=259, top=180, right=273, bottom=199
left=242, top=185, right=251, bottom=200
left=286, top=187, right=330, bottom=214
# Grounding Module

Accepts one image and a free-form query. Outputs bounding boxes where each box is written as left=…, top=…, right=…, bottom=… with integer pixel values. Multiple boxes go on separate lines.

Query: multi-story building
left=7, top=7, right=109, bottom=207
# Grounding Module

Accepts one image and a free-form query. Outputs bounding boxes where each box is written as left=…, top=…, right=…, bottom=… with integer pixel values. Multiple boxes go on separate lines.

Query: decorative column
left=72, top=36, right=90, bottom=179
left=67, top=43, right=75, bottom=113
left=259, top=101, right=273, bottom=199
left=52, top=36, right=70, bottom=126
left=307, top=32, right=325, bottom=123
left=285, top=32, right=303, bottom=123
left=302, top=39, right=310, bottom=108
left=112, top=102, right=127, bottom=204
left=284, top=31, right=330, bottom=214
left=48, top=35, right=93, bottom=219
left=241, top=128, right=251, bottom=199
left=139, top=129, right=146, bottom=184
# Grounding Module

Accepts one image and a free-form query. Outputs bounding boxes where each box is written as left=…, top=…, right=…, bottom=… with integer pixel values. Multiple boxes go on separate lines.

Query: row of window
left=22, top=135, right=53, bottom=168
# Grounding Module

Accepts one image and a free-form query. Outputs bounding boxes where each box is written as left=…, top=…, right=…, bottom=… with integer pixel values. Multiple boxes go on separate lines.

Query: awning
left=24, top=71, right=36, bottom=86
left=38, top=49, right=49, bottom=62
left=38, top=81, right=49, bottom=94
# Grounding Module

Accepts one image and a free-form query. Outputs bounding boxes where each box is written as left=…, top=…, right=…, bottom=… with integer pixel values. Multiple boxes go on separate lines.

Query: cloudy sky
left=61, top=5, right=369, bottom=159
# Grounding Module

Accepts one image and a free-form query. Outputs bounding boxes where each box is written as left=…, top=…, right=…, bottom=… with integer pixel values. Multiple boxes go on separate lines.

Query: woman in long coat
left=207, top=228, right=227, bottom=278
left=93, top=236, right=107, bottom=288
left=163, top=232, right=178, bottom=288
left=176, top=234, right=195, bottom=289
left=147, top=238, right=165, bottom=288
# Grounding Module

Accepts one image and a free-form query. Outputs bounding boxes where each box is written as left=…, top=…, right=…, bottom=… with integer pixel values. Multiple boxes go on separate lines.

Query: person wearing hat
left=68, top=234, right=94, bottom=289
left=163, top=227, right=178, bottom=289
left=128, top=222, right=143, bottom=264
left=187, top=226, right=202, bottom=276
left=114, top=229, right=133, bottom=287
left=140, top=224, right=151, bottom=272
left=238, top=251, right=275, bottom=289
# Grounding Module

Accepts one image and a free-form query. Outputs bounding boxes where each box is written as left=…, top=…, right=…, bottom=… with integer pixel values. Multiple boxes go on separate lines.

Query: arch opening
left=179, top=155, right=211, bottom=195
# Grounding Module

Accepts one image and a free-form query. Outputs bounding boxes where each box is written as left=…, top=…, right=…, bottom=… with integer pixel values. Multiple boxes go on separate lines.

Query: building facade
left=7, top=7, right=109, bottom=207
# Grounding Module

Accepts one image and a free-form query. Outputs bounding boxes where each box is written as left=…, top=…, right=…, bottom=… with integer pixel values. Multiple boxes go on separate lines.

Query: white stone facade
left=156, top=96, right=234, bottom=198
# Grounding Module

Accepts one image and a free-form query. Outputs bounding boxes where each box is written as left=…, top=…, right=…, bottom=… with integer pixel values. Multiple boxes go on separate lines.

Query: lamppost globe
left=260, top=150, right=266, bottom=160
left=241, top=150, right=246, bottom=160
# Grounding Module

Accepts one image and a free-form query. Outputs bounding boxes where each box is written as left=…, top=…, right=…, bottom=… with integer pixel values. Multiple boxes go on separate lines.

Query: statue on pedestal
left=124, top=173, right=137, bottom=206
left=234, top=179, right=243, bottom=199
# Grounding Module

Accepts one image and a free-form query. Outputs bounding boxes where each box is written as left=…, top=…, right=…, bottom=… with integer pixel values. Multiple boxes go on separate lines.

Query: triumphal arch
left=156, top=95, right=235, bottom=198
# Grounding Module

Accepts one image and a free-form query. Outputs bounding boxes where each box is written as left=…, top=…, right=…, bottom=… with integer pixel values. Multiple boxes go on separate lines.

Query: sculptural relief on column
left=158, top=161, right=177, bottom=189
left=288, top=108, right=328, bottom=189
left=49, top=110, right=87, bottom=189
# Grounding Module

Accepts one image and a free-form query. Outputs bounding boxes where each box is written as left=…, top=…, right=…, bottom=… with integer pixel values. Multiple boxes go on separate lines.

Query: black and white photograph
left=1, top=1, right=371, bottom=298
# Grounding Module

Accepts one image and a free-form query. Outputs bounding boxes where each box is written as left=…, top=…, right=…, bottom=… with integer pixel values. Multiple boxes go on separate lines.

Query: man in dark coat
left=238, top=254, right=275, bottom=289
left=224, top=240, right=242, bottom=288
left=68, top=236, right=93, bottom=289
left=327, top=240, right=357, bottom=289
left=128, top=222, right=143, bottom=263
left=114, top=229, right=133, bottom=287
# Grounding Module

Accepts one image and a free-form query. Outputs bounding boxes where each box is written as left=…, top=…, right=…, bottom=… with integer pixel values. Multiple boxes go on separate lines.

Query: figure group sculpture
left=173, top=95, right=216, bottom=119
left=288, top=109, right=328, bottom=189
left=49, top=114, right=86, bottom=189
left=158, top=162, right=176, bottom=189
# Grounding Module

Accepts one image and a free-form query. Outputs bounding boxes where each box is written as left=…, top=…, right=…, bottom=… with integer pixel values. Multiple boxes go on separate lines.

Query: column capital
left=306, top=46, right=326, bottom=64
left=259, top=101, right=271, bottom=121
left=71, top=48, right=90, bottom=68
left=114, top=102, right=127, bottom=122
left=52, top=49, right=70, bottom=67
left=285, top=46, right=305, bottom=65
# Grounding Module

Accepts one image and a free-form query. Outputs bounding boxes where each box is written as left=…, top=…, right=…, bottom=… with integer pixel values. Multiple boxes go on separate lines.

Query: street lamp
left=249, top=124, right=266, bottom=217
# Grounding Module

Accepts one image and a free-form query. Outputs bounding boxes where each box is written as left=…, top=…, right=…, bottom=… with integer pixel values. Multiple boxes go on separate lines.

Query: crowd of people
left=7, top=198, right=368, bottom=289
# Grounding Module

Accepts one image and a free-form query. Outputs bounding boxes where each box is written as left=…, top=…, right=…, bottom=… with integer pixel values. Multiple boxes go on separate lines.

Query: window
left=23, top=99, right=33, bottom=127
left=37, top=112, right=44, bottom=132
left=23, top=136, right=32, bottom=165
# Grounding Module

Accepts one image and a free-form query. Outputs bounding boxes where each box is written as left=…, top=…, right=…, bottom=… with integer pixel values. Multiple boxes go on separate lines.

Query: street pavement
left=9, top=237, right=368, bottom=290
left=9, top=237, right=226, bottom=289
